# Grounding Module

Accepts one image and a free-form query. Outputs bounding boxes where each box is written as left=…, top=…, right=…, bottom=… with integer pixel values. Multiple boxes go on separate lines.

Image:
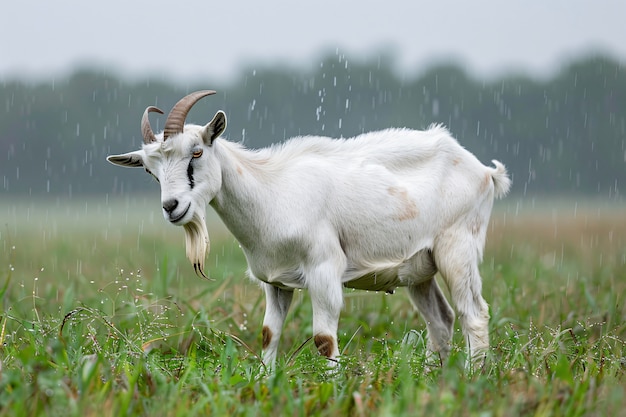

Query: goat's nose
left=162, top=198, right=179, bottom=214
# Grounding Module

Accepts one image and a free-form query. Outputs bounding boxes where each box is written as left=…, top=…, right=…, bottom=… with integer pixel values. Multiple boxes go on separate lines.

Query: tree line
left=1, top=53, right=624, bottom=199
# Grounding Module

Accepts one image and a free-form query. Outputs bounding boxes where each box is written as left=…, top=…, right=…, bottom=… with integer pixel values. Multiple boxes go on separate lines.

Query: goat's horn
left=141, top=106, right=165, bottom=144
left=163, top=90, right=216, bottom=141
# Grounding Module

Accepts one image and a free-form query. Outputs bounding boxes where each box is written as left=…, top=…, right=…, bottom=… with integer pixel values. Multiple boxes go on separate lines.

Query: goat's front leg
left=261, top=283, right=294, bottom=367
left=307, top=261, right=344, bottom=363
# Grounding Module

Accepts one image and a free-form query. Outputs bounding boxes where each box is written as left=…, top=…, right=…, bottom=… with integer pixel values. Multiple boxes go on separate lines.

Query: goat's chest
left=249, top=265, right=306, bottom=289
left=242, top=247, right=308, bottom=289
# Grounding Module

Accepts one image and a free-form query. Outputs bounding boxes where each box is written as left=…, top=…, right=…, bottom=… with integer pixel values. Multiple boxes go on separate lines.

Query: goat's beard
left=183, top=212, right=210, bottom=278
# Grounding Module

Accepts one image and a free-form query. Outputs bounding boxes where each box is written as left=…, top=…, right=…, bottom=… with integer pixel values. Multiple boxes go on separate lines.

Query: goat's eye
left=192, top=149, right=203, bottom=158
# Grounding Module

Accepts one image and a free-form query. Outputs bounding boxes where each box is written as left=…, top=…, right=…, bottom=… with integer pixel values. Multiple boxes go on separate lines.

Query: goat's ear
left=106, top=151, right=145, bottom=168
left=201, top=111, right=227, bottom=145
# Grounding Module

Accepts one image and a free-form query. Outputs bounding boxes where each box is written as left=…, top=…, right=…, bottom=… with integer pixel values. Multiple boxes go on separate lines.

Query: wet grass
left=1, top=196, right=625, bottom=416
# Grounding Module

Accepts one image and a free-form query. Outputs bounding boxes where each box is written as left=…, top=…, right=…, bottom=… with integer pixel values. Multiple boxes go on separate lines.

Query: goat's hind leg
left=434, top=234, right=490, bottom=362
left=404, top=250, right=455, bottom=362
left=408, top=278, right=455, bottom=362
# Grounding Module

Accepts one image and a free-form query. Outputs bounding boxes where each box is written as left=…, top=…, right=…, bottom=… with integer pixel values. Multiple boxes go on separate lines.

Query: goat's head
left=107, top=90, right=227, bottom=277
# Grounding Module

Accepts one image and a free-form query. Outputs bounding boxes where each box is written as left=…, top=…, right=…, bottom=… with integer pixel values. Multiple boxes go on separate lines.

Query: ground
left=0, top=197, right=625, bottom=416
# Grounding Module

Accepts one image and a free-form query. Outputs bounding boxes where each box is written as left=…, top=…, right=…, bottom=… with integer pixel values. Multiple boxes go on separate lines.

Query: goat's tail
left=490, top=160, right=512, bottom=199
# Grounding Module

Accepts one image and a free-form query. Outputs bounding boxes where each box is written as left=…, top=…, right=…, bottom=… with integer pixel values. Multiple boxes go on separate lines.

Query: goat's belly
left=343, top=268, right=402, bottom=293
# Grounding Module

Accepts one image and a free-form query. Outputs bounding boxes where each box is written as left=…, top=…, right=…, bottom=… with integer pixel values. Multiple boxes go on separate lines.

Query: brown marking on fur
left=314, top=334, right=335, bottom=358
left=262, top=326, right=272, bottom=350
left=481, top=173, right=491, bottom=193
left=387, top=186, right=419, bottom=221
left=236, top=165, right=243, bottom=175
left=251, top=157, right=270, bottom=165
left=452, top=158, right=460, bottom=166
left=469, top=216, right=481, bottom=236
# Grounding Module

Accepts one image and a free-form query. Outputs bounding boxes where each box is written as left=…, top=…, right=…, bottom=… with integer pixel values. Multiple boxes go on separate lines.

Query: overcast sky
left=2, top=0, right=624, bottom=83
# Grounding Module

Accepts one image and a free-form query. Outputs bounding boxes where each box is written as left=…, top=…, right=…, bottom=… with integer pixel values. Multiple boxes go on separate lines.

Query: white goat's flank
left=107, top=94, right=511, bottom=367
left=208, top=126, right=505, bottom=286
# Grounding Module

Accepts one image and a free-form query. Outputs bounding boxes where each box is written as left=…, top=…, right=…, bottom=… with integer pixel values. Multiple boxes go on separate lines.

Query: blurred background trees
left=1, top=52, right=624, bottom=199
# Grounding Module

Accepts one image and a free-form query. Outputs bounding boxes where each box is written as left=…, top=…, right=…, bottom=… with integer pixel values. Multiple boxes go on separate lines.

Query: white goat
left=107, top=90, right=511, bottom=366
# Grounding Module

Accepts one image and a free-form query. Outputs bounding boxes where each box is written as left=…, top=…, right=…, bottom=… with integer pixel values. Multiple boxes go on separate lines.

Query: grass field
left=1, top=196, right=625, bottom=416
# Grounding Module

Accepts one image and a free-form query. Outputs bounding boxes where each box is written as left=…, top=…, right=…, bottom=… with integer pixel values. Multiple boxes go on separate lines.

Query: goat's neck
left=210, top=140, right=273, bottom=250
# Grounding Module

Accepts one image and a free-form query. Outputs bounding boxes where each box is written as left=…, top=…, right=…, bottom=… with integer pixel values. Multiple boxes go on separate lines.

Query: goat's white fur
left=108, top=110, right=511, bottom=367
